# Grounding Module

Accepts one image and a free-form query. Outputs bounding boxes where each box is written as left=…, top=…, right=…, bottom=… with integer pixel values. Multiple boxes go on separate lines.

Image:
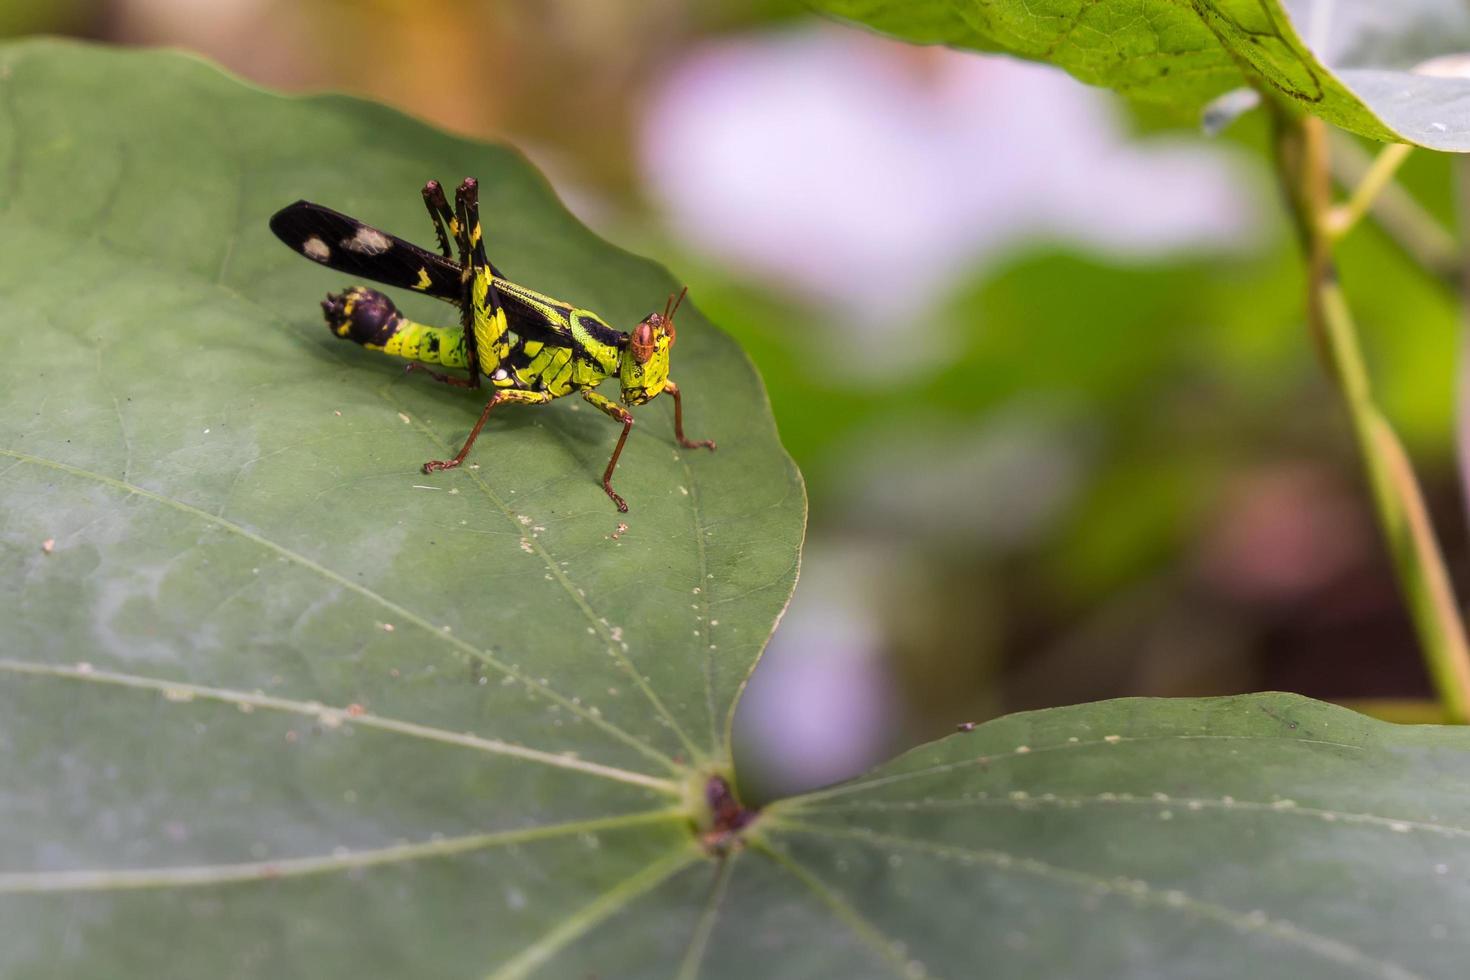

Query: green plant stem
left=1276, top=111, right=1470, bottom=723
left=1328, top=132, right=1459, bottom=284
left=1325, top=141, right=1413, bottom=240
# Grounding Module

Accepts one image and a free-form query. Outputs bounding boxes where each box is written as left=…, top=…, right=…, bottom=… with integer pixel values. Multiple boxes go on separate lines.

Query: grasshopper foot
left=603, top=483, right=629, bottom=513
left=422, top=458, right=460, bottom=474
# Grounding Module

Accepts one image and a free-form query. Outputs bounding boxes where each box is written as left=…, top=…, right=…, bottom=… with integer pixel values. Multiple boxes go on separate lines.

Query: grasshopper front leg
left=423, top=388, right=552, bottom=473
left=662, top=381, right=716, bottom=451
left=583, top=390, right=635, bottom=512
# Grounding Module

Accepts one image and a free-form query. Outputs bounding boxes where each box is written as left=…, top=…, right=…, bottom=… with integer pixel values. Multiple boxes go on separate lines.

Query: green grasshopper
left=269, top=177, right=714, bottom=512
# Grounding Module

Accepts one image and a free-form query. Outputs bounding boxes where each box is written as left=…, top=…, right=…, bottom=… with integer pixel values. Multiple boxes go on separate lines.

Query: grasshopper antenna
left=665, top=285, right=688, bottom=343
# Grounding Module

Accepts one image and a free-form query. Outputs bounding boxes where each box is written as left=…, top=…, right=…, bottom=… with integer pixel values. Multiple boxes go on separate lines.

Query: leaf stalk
left=1325, top=141, right=1414, bottom=241
left=1274, top=110, right=1470, bottom=723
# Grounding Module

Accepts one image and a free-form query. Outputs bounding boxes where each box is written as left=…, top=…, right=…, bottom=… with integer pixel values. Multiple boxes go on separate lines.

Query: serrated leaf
left=808, top=0, right=1470, bottom=150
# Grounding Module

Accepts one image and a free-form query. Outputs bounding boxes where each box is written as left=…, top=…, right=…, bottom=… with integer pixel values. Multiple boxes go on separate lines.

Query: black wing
left=269, top=201, right=462, bottom=302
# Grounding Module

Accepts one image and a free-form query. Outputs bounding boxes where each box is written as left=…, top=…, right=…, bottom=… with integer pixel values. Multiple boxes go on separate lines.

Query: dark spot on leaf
left=700, top=774, right=756, bottom=855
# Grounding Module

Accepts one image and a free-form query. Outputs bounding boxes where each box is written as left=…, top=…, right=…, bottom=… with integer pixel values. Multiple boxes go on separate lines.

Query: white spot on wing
left=343, top=227, right=392, bottom=255
left=492, top=368, right=509, bottom=381
left=303, top=236, right=331, bottom=261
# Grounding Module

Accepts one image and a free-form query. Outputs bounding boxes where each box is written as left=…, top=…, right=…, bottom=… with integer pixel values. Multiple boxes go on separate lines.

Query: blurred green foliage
left=0, top=0, right=98, bottom=36
left=662, top=108, right=1461, bottom=722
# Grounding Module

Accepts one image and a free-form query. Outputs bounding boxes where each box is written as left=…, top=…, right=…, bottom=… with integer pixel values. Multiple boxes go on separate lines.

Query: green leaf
left=6, top=40, right=1470, bottom=980
left=761, top=693, right=1470, bottom=979
left=807, top=0, right=1470, bottom=150
left=0, top=38, right=803, bottom=976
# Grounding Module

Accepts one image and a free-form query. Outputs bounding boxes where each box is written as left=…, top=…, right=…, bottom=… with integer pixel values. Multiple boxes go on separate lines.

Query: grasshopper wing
left=270, top=201, right=462, bottom=301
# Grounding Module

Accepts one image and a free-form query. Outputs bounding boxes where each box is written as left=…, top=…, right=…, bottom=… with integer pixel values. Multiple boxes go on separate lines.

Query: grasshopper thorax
left=619, top=287, right=686, bottom=406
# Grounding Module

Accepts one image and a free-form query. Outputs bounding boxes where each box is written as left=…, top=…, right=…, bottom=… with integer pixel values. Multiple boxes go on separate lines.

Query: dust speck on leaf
left=40, top=538, right=54, bottom=554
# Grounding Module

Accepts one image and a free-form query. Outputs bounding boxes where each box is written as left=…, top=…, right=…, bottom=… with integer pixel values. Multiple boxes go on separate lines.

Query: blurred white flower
left=642, top=26, right=1264, bottom=332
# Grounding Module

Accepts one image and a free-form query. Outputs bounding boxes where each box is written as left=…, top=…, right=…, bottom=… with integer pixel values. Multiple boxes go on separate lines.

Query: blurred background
left=11, top=0, right=1467, bottom=800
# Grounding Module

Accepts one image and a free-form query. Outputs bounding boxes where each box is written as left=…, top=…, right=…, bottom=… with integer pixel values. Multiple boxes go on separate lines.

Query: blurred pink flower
left=642, top=26, right=1264, bottom=328
left=734, top=545, right=899, bottom=796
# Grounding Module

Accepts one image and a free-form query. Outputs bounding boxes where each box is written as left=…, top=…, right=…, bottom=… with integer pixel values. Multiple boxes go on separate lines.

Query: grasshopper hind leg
left=403, top=362, right=475, bottom=388
left=421, top=180, right=457, bottom=259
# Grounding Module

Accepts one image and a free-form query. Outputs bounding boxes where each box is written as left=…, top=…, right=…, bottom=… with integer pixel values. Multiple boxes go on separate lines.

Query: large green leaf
left=761, top=693, right=1470, bottom=979
left=0, top=38, right=802, bottom=976
left=808, top=0, right=1470, bottom=150
left=5, top=40, right=1470, bottom=980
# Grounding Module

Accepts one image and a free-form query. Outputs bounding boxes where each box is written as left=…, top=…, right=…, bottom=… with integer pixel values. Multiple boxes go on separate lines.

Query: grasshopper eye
left=631, top=321, right=655, bottom=364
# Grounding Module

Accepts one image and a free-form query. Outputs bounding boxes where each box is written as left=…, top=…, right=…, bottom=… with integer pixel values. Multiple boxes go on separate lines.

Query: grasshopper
left=269, top=177, right=714, bottom=512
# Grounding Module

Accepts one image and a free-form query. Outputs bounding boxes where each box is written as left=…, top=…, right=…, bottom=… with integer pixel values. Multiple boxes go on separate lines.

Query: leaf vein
left=772, top=820, right=1425, bottom=980
left=484, top=846, right=699, bottom=980
left=779, top=733, right=1369, bottom=807
left=755, top=839, right=925, bottom=979
left=0, top=447, right=679, bottom=772
left=789, top=794, right=1470, bottom=838
left=0, top=657, right=678, bottom=792
left=383, top=391, right=706, bottom=763
left=0, top=809, right=683, bottom=894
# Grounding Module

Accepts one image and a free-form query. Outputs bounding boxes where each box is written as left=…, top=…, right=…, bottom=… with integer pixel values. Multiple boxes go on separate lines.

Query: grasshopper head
left=619, top=287, right=686, bottom=406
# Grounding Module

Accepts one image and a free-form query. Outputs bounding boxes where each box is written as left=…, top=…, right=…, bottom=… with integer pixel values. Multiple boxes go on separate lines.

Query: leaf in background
left=808, top=0, right=1470, bottom=150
